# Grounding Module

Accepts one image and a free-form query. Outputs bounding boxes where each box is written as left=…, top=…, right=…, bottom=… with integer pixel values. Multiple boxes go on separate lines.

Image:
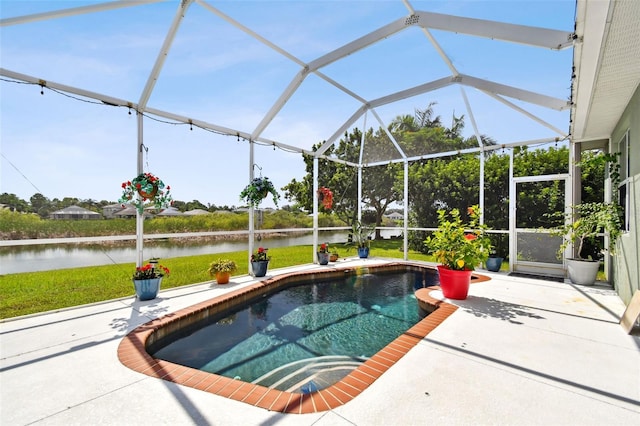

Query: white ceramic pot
left=566, top=258, right=599, bottom=285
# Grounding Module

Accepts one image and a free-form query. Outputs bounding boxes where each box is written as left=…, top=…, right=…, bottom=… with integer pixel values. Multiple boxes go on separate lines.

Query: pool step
left=252, top=355, right=367, bottom=393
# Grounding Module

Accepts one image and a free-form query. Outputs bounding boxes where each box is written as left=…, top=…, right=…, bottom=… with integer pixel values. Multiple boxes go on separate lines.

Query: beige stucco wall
left=611, top=84, right=640, bottom=304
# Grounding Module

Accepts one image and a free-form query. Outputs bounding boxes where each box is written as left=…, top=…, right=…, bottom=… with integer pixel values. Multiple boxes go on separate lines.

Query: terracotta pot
left=437, top=265, right=472, bottom=300
left=215, top=271, right=231, bottom=284
left=330, top=254, right=339, bottom=262
left=138, top=183, right=158, bottom=199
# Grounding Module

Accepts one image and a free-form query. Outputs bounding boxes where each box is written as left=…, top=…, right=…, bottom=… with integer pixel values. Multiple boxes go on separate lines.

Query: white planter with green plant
left=554, top=152, right=623, bottom=285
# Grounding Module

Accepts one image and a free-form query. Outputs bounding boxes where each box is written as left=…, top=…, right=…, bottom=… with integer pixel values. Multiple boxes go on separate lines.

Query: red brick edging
left=117, top=263, right=488, bottom=413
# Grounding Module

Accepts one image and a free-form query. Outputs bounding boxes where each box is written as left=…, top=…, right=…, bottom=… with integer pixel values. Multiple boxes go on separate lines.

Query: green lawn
left=0, top=240, right=434, bottom=319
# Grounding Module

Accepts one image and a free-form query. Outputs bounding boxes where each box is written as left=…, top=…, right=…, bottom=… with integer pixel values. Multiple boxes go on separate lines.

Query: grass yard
left=0, top=240, right=434, bottom=319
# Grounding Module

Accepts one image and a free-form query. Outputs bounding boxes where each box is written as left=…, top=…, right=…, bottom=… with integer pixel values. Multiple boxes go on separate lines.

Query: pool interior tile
left=117, top=262, right=480, bottom=414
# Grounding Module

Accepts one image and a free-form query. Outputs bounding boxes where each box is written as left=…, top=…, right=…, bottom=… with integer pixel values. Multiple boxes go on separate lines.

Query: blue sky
left=1, top=0, right=575, bottom=209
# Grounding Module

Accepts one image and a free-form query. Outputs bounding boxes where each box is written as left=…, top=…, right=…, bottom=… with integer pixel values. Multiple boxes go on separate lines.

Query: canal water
left=1, top=230, right=401, bottom=274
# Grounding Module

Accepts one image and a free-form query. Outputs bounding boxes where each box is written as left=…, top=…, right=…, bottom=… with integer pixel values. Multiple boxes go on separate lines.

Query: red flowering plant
left=132, top=260, right=170, bottom=280
left=425, top=205, right=492, bottom=270
left=317, top=187, right=333, bottom=210
left=317, top=242, right=329, bottom=253
left=251, top=247, right=270, bottom=262
left=119, top=172, right=173, bottom=214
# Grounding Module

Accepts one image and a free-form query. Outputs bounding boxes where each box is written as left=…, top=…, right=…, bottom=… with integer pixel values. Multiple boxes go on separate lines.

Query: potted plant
left=485, top=250, right=504, bottom=272
left=208, top=258, right=238, bottom=284
left=552, top=152, right=623, bottom=285
left=317, top=242, right=330, bottom=265
left=239, top=176, right=280, bottom=207
left=330, top=248, right=339, bottom=262
left=119, top=172, right=173, bottom=214
left=251, top=246, right=270, bottom=277
left=132, top=259, right=170, bottom=300
left=351, top=220, right=375, bottom=258
left=554, top=202, right=622, bottom=285
left=425, top=205, right=492, bottom=299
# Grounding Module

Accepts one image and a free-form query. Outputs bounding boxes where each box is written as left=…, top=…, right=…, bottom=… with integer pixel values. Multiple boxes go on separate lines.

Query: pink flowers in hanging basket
left=317, top=186, right=333, bottom=210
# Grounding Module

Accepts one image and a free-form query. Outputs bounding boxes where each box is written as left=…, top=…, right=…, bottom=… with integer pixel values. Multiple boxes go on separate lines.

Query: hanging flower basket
left=317, top=186, right=333, bottom=210
left=119, top=172, right=173, bottom=214
left=240, top=176, right=280, bottom=207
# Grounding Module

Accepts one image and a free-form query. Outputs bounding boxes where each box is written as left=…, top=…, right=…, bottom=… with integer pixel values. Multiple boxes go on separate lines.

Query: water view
left=1, top=230, right=401, bottom=274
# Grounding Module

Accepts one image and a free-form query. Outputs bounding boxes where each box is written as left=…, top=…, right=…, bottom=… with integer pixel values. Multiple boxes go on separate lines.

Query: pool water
left=150, top=270, right=434, bottom=393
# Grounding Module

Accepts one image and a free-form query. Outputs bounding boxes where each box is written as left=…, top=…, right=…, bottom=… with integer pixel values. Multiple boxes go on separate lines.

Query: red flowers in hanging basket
left=317, top=186, right=333, bottom=210
left=119, top=172, right=173, bottom=214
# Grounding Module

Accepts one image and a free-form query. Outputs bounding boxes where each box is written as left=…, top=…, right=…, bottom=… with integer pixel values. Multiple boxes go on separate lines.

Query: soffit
left=572, top=0, right=640, bottom=143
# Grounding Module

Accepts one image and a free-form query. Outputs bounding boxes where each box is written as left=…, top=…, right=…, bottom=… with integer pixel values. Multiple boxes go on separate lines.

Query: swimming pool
left=118, top=262, right=489, bottom=413
left=148, top=268, right=433, bottom=393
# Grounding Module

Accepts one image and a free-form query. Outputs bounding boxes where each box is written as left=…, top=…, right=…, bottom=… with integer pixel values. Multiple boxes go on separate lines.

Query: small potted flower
left=240, top=176, right=280, bottom=207
left=250, top=246, right=270, bottom=277
left=317, top=242, right=330, bottom=265
left=425, top=205, right=492, bottom=299
left=119, top=172, right=173, bottom=214
left=132, top=259, right=170, bottom=300
left=317, top=186, right=333, bottom=210
left=330, top=248, right=339, bottom=262
left=208, top=258, right=238, bottom=285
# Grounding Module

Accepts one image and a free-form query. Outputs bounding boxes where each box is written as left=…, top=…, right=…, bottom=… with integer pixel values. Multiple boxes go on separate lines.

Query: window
left=617, top=130, right=630, bottom=232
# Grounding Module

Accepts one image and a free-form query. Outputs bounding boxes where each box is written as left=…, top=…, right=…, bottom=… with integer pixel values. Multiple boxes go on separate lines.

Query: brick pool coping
left=117, top=262, right=490, bottom=414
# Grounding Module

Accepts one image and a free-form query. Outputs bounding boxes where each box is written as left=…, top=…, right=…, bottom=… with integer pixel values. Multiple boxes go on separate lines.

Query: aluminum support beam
left=458, top=74, right=570, bottom=111
left=313, top=158, right=319, bottom=262
left=138, top=0, right=194, bottom=109
left=415, top=11, right=574, bottom=50
left=315, top=105, right=369, bottom=157
left=252, top=67, right=310, bottom=140
left=482, top=91, right=568, bottom=136
left=370, top=108, right=407, bottom=160
left=364, top=136, right=563, bottom=168
left=307, top=18, right=409, bottom=71
left=0, top=1, right=162, bottom=26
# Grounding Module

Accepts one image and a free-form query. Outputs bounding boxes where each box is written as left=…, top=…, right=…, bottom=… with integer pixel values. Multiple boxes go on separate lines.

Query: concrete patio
left=1, top=259, right=639, bottom=425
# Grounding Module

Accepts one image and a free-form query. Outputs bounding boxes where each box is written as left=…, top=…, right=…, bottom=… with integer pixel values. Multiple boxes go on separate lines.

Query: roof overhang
left=571, top=0, right=640, bottom=144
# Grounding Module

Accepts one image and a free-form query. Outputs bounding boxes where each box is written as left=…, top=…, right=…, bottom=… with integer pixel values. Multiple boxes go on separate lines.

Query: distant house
left=385, top=212, right=403, bottom=221
left=183, top=209, right=211, bottom=216
left=113, top=207, right=153, bottom=218
left=103, top=203, right=125, bottom=218
left=157, top=207, right=183, bottom=216
left=50, top=205, right=102, bottom=220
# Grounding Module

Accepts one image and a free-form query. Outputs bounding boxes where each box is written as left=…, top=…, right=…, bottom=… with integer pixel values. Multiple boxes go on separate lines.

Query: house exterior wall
left=611, top=84, right=640, bottom=304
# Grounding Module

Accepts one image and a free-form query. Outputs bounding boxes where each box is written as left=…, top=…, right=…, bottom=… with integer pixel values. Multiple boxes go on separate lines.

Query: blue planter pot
left=485, top=257, right=503, bottom=272
left=252, top=261, right=269, bottom=277
left=133, top=277, right=162, bottom=301
left=317, top=252, right=330, bottom=265
left=357, top=247, right=370, bottom=258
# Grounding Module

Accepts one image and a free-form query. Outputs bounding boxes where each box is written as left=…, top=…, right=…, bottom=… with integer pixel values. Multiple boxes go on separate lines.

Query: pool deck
left=1, top=258, right=639, bottom=425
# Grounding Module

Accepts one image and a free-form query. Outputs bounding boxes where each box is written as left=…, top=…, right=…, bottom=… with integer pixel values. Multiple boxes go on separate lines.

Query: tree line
left=282, top=103, right=605, bottom=256
left=0, top=193, right=243, bottom=219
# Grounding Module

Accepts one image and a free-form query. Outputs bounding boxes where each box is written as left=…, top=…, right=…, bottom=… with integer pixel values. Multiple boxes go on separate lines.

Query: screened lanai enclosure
left=1, top=1, right=638, bottom=285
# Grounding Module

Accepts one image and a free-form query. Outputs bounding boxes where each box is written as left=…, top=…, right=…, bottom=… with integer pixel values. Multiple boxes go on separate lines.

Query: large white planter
left=566, top=258, right=599, bottom=285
